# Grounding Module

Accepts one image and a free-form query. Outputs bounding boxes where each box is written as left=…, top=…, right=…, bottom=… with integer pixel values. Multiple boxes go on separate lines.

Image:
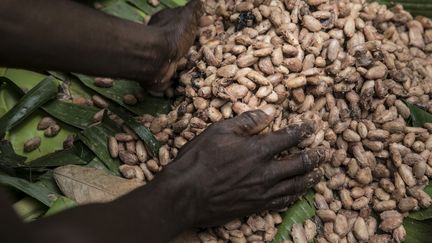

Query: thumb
left=223, top=107, right=275, bottom=136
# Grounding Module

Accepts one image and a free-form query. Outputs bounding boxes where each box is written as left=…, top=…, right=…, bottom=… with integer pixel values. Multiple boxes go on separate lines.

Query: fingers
left=263, top=148, right=326, bottom=184
left=264, top=170, right=322, bottom=210
left=266, top=169, right=322, bottom=198
left=186, top=0, right=204, bottom=17
left=256, top=121, right=315, bottom=156
left=150, top=62, right=178, bottom=94
left=148, top=8, right=176, bottom=27
left=265, top=193, right=302, bottom=211
left=221, top=110, right=273, bottom=136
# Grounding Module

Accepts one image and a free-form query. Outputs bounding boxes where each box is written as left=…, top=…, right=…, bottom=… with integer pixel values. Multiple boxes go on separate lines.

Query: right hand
left=158, top=109, right=327, bottom=227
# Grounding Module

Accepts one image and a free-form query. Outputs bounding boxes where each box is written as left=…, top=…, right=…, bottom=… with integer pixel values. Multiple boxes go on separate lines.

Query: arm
left=0, top=0, right=201, bottom=91
left=3, top=110, right=326, bottom=243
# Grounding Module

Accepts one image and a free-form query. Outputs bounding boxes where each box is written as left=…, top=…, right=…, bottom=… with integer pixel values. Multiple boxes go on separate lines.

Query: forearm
left=0, top=0, right=165, bottom=81
left=25, top=174, right=191, bottom=243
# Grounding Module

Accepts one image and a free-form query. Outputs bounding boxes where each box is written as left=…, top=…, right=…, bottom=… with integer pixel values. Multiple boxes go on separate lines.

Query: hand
left=159, top=109, right=327, bottom=227
left=141, top=0, right=203, bottom=94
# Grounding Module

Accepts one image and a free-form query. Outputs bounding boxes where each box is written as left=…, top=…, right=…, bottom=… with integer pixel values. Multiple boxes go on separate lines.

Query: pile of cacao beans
left=113, top=0, right=432, bottom=242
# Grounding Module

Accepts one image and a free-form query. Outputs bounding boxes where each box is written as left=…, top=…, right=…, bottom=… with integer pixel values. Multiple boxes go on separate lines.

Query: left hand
left=141, top=0, right=203, bottom=93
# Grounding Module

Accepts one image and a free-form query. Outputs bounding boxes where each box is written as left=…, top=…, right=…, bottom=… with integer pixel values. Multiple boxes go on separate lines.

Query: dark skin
left=0, top=1, right=325, bottom=242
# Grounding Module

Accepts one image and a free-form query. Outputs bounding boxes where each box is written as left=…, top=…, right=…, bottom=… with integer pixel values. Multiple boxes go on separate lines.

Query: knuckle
left=262, top=167, right=276, bottom=186
left=282, top=195, right=295, bottom=206
left=237, top=111, right=261, bottom=130
left=272, top=195, right=294, bottom=209
left=208, top=122, right=226, bottom=133
left=301, top=151, right=315, bottom=172
left=292, top=177, right=306, bottom=194
left=251, top=138, right=272, bottom=157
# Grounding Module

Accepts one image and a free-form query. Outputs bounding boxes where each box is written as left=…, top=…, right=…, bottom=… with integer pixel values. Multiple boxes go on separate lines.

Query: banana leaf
left=405, top=218, right=432, bottom=243
left=44, top=196, right=77, bottom=217
left=2, top=68, right=51, bottom=92
left=0, top=140, right=27, bottom=174
left=272, top=191, right=316, bottom=242
left=43, top=101, right=99, bottom=129
left=13, top=197, right=47, bottom=222
left=0, top=174, right=59, bottom=207
left=36, top=140, right=94, bottom=168
left=0, top=75, right=88, bottom=161
left=108, top=102, right=160, bottom=156
left=405, top=101, right=432, bottom=127
left=36, top=171, right=63, bottom=194
left=0, top=83, right=78, bottom=162
left=0, top=73, right=96, bottom=129
left=408, top=185, right=432, bottom=220
left=160, top=0, right=188, bottom=8
left=74, top=73, right=170, bottom=116
left=102, top=0, right=145, bottom=22
left=403, top=103, right=432, bottom=243
left=78, top=114, right=122, bottom=175
left=404, top=102, right=432, bottom=220
left=48, top=71, right=96, bottom=99
left=127, top=0, right=165, bottom=15
left=86, top=157, right=112, bottom=174
left=377, top=0, right=432, bottom=18
left=0, top=77, right=58, bottom=136
left=26, top=147, right=90, bottom=168
left=6, top=114, right=77, bottom=162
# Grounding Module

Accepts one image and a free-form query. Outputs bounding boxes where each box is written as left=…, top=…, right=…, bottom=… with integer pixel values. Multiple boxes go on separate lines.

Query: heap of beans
left=109, top=0, right=432, bottom=242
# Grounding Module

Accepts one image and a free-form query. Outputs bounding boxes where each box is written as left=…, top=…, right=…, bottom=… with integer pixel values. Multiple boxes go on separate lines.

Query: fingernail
left=306, top=169, right=322, bottom=188
left=302, top=149, right=323, bottom=171
left=307, top=148, right=328, bottom=165
left=301, top=120, right=315, bottom=136
left=260, top=105, right=276, bottom=118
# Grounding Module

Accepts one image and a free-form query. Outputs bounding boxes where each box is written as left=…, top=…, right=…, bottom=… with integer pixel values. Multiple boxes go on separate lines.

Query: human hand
left=141, top=0, right=203, bottom=94
left=158, top=109, right=326, bottom=227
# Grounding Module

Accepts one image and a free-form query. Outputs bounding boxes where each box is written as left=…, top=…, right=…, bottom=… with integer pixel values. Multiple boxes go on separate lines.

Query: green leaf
left=272, top=191, right=316, bottom=242
left=24, top=140, right=94, bottom=169
left=3, top=71, right=98, bottom=130
left=48, top=71, right=97, bottom=99
left=2, top=69, right=49, bottom=91
left=0, top=140, right=27, bottom=174
left=405, top=101, right=432, bottom=127
left=0, top=77, right=79, bottom=161
left=0, top=174, right=59, bottom=207
left=409, top=205, right=432, bottom=221
left=78, top=114, right=122, bottom=175
left=5, top=113, right=78, bottom=162
left=127, top=0, right=164, bottom=15
left=43, top=100, right=99, bottom=129
left=160, top=0, right=188, bottom=8
left=44, top=196, right=77, bottom=217
left=27, top=148, right=88, bottom=168
left=0, top=77, right=58, bottom=136
left=102, top=0, right=145, bottom=22
left=408, top=184, right=432, bottom=220
left=377, top=0, right=432, bottom=18
left=13, top=197, right=47, bottom=222
left=108, top=102, right=160, bottom=156
left=0, top=67, right=6, bottom=76
left=86, top=157, right=112, bottom=174
left=404, top=217, right=432, bottom=243
left=75, top=73, right=170, bottom=116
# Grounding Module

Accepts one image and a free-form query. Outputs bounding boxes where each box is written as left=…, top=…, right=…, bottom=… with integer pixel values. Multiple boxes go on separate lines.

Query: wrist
left=115, top=23, right=169, bottom=82
left=113, top=165, right=197, bottom=242
left=150, top=167, right=198, bottom=228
